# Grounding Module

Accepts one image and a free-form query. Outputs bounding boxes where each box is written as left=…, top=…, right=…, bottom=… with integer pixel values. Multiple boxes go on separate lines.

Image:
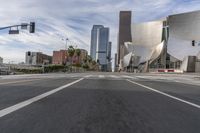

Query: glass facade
left=90, top=25, right=110, bottom=71
left=96, top=28, right=109, bottom=66
left=90, top=25, right=104, bottom=60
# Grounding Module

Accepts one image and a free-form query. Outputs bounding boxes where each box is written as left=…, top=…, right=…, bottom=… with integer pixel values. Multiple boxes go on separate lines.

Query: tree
left=87, top=55, right=92, bottom=63
left=75, top=48, right=81, bottom=64
left=67, top=45, right=75, bottom=65
left=92, top=60, right=96, bottom=65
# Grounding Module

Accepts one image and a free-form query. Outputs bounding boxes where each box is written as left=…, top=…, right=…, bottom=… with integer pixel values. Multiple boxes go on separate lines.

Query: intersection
left=0, top=72, right=200, bottom=133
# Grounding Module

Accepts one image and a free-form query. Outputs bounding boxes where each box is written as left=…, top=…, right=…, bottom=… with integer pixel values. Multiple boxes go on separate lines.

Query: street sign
left=21, top=23, right=28, bottom=30
left=9, top=30, right=19, bottom=34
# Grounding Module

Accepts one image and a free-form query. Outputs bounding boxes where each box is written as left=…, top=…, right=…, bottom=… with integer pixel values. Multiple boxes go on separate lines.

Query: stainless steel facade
left=167, top=11, right=200, bottom=61
left=131, top=20, right=165, bottom=64
left=123, top=10, right=200, bottom=72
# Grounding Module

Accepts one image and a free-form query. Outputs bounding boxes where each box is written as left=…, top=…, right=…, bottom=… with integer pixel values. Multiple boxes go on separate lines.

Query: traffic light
left=29, top=22, right=35, bottom=33
left=192, top=40, right=195, bottom=46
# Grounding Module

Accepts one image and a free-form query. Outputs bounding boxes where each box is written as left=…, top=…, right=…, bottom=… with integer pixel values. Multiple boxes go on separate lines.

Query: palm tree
left=75, top=48, right=81, bottom=64
left=67, top=45, right=75, bottom=65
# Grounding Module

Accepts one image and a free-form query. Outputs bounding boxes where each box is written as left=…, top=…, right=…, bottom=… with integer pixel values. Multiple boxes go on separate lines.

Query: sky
left=0, top=0, right=200, bottom=63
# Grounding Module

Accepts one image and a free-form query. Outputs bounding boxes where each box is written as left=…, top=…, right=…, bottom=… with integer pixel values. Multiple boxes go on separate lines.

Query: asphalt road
left=0, top=73, right=200, bottom=133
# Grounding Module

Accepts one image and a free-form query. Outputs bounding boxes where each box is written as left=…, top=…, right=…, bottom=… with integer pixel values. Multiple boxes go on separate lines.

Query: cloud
left=0, top=0, right=200, bottom=63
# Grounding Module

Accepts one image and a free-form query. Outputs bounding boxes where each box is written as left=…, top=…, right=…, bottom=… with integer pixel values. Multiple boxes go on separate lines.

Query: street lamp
left=61, top=38, right=69, bottom=50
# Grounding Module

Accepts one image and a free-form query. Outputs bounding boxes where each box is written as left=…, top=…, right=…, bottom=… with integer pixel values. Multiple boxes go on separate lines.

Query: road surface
left=0, top=72, right=200, bottom=133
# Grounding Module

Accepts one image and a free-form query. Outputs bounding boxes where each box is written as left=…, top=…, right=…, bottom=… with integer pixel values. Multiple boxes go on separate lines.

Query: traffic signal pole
left=0, top=22, right=35, bottom=34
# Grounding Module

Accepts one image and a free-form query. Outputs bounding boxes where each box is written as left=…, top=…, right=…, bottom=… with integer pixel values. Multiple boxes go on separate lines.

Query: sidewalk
left=134, top=73, right=200, bottom=86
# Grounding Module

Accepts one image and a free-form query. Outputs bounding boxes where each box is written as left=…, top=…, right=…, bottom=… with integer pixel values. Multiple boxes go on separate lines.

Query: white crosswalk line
left=70, top=75, right=77, bottom=78
left=121, top=75, right=138, bottom=79
left=121, top=75, right=133, bottom=79
left=109, top=75, right=120, bottom=79
left=84, top=75, right=92, bottom=78
left=99, top=75, right=105, bottom=78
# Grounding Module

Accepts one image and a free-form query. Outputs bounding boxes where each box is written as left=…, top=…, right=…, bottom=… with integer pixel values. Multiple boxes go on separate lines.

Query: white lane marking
left=0, top=78, right=84, bottom=118
left=0, top=79, right=41, bottom=85
left=99, top=75, right=105, bottom=78
left=127, top=79, right=200, bottom=109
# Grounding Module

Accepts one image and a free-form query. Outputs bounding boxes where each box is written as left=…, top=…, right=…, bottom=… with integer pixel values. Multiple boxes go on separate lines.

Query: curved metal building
left=122, top=10, right=200, bottom=72
left=168, top=11, right=200, bottom=61
left=131, top=20, right=165, bottom=64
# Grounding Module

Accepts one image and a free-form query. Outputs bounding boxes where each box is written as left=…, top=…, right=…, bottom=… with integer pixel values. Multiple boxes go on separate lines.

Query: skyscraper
left=117, top=11, right=132, bottom=66
left=96, top=27, right=110, bottom=71
left=0, top=57, right=3, bottom=64
left=107, top=42, right=112, bottom=72
left=107, top=42, right=112, bottom=62
left=114, top=53, right=118, bottom=72
left=90, top=25, right=111, bottom=71
left=90, top=25, right=104, bottom=60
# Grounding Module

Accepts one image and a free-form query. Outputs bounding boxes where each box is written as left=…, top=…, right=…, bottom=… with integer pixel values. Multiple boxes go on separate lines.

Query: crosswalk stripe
left=99, top=75, right=105, bottom=78
left=109, top=75, right=120, bottom=78
left=70, top=75, right=77, bottom=78
left=121, top=75, right=134, bottom=79
left=84, top=75, right=92, bottom=78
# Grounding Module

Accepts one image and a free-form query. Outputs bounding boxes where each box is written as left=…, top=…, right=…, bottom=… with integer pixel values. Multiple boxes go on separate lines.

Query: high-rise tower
left=90, top=25, right=104, bottom=60
left=117, top=11, right=132, bottom=66
left=90, top=25, right=110, bottom=71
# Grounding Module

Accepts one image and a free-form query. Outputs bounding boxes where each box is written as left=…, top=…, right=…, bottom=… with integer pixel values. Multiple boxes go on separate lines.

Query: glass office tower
left=90, top=25, right=110, bottom=71
left=90, top=25, right=104, bottom=60
left=96, top=27, right=110, bottom=71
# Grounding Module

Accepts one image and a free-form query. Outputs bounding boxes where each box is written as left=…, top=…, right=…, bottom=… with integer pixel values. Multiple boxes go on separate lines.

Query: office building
left=26, top=51, right=52, bottom=66
left=107, top=42, right=112, bottom=72
left=0, top=57, right=3, bottom=64
left=117, top=11, right=132, bottom=66
left=53, top=49, right=88, bottom=65
left=96, top=27, right=110, bottom=71
left=53, top=50, right=67, bottom=65
left=90, top=25, right=104, bottom=60
left=114, top=53, right=118, bottom=72
left=107, top=42, right=112, bottom=62
left=90, top=25, right=111, bottom=71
